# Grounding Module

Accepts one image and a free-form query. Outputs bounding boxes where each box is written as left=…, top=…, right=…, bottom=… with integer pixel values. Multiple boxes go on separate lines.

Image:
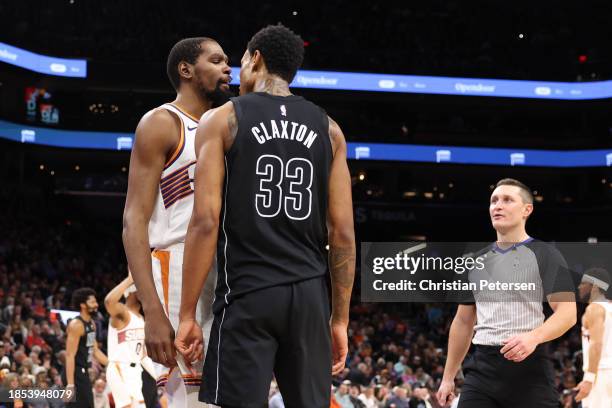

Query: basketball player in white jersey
left=105, top=274, right=155, bottom=408
left=122, top=37, right=231, bottom=407
left=575, top=267, right=612, bottom=407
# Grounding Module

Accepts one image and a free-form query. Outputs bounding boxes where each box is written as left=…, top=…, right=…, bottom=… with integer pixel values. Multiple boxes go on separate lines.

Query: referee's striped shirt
left=465, top=238, right=575, bottom=346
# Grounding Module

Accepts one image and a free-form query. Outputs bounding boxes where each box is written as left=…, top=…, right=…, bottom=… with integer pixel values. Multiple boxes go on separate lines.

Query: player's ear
left=178, top=61, right=193, bottom=81
left=523, top=203, right=533, bottom=219
left=251, top=50, right=265, bottom=73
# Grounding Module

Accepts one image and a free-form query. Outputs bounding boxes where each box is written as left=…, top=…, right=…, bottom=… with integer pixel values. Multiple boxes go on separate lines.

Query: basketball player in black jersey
left=175, top=24, right=355, bottom=407
left=64, top=287, right=108, bottom=407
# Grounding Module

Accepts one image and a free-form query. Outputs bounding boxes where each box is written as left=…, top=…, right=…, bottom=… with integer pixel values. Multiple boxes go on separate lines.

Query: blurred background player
left=175, top=24, right=355, bottom=407
left=105, top=273, right=156, bottom=408
left=575, top=267, right=612, bottom=407
left=64, top=287, right=108, bottom=407
left=122, top=36, right=231, bottom=407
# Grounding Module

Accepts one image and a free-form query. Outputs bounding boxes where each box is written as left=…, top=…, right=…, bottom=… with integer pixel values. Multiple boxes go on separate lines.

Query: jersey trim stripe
left=221, top=158, right=231, bottom=304
left=152, top=250, right=170, bottom=313
left=164, top=118, right=185, bottom=170
left=166, top=103, right=200, bottom=123
left=215, top=307, right=226, bottom=404
left=160, top=160, right=197, bottom=186
left=164, top=189, right=194, bottom=209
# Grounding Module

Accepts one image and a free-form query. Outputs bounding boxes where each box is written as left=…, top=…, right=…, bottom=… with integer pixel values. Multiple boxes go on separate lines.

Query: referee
left=437, top=178, right=577, bottom=408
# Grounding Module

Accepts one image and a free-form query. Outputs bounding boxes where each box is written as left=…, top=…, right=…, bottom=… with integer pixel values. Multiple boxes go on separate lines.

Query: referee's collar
left=491, top=237, right=534, bottom=254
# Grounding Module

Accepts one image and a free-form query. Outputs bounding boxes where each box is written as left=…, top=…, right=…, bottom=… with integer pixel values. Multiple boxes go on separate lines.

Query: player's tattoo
left=327, top=116, right=341, bottom=154
left=256, top=77, right=291, bottom=96
left=227, top=108, right=238, bottom=142
left=329, top=245, right=355, bottom=323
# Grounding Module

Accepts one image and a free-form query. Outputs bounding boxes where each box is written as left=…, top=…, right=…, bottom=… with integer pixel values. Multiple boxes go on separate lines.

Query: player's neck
left=80, top=311, right=91, bottom=322
left=254, top=76, right=291, bottom=96
left=496, top=227, right=529, bottom=245
left=174, top=90, right=210, bottom=119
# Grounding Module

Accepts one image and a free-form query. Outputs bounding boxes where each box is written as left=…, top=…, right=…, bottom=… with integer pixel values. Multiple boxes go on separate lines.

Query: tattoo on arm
left=329, top=245, right=356, bottom=323
left=227, top=109, right=238, bottom=142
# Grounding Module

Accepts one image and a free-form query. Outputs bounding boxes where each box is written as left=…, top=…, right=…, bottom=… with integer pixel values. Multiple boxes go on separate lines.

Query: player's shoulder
left=67, top=317, right=85, bottom=334
left=134, top=105, right=182, bottom=150
left=138, top=105, right=180, bottom=131
left=525, top=239, right=566, bottom=263
left=585, top=301, right=607, bottom=316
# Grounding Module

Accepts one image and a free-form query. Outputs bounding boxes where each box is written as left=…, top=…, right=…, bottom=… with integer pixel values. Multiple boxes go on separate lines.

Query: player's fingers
left=499, top=338, right=517, bottom=353
left=146, top=342, right=161, bottom=365
left=194, top=343, right=204, bottom=361
left=163, top=341, right=177, bottom=367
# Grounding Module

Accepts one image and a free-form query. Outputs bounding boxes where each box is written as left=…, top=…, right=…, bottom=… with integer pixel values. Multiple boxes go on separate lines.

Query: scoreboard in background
left=25, top=87, right=60, bottom=125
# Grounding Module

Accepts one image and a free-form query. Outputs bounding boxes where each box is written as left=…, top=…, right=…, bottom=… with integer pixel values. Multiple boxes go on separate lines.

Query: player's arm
left=327, top=116, right=356, bottom=375
left=437, top=304, right=476, bottom=406
left=65, top=319, right=84, bottom=386
left=93, top=341, right=108, bottom=366
left=122, top=109, right=179, bottom=367
left=104, top=275, right=133, bottom=327
left=583, top=303, right=606, bottom=375
left=179, top=104, right=231, bottom=322
left=501, top=294, right=576, bottom=362
left=122, top=109, right=177, bottom=316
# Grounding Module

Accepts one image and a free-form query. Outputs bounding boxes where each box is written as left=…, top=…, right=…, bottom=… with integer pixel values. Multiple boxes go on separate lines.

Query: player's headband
left=582, top=274, right=610, bottom=291
left=123, top=284, right=137, bottom=299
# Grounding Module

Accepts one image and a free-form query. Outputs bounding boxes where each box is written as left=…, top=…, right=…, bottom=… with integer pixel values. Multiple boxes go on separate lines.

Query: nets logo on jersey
left=280, top=105, right=287, bottom=116
left=117, top=328, right=145, bottom=344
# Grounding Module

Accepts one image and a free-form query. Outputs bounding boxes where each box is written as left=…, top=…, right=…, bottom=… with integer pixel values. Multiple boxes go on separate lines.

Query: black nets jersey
left=213, top=92, right=332, bottom=312
left=73, top=316, right=96, bottom=368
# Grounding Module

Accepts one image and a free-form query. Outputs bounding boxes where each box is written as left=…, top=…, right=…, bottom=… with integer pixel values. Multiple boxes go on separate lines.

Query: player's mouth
left=493, top=214, right=504, bottom=220
left=220, top=76, right=232, bottom=89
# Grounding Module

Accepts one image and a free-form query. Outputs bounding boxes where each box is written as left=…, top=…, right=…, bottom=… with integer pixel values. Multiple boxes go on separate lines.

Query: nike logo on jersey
left=187, top=126, right=197, bottom=131
left=251, top=120, right=318, bottom=149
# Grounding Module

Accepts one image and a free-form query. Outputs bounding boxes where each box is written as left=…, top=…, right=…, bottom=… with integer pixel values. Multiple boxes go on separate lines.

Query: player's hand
left=330, top=320, right=348, bottom=376
left=500, top=332, right=538, bottom=362
left=175, top=318, right=204, bottom=371
left=574, top=380, right=593, bottom=402
left=436, top=379, right=455, bottom=407
left=145, top=309, right=177, bottom=368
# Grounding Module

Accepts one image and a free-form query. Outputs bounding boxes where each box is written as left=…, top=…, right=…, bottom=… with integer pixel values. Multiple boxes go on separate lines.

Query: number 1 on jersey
left=255, top=154, right=313, bottom=220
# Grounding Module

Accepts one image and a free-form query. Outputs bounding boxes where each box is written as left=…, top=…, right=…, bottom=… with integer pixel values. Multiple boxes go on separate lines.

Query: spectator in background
left=358, top=385, right=378, bottom=408
left=92, top=378, right=109, bottom=408
left=268, top=380, right=285, bottom=408
left=385, top=386, right=410, bottom=408
left=335, top=380, right=354, bottom=408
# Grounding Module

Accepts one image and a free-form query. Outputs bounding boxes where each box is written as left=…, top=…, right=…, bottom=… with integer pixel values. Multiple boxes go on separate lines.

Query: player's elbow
left=328, top=223, right=355, bottom=248
left=190, top=209, right=220, bottom=236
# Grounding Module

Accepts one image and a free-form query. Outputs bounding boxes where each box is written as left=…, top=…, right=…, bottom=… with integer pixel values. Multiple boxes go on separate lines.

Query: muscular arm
left=104, top=275, right=133, bottom=328
left=93, top=341, right=108, bottom=366
left=179, top=102, right=234, bottom=321
left=583, top=303, right=606, bottom=375
left=327, top=117, right=355, bottom=326
left=122, top=109, right=178, bottom=315
left=531, top=296, right=577, bottom=344
left=65, top=320, right=84, bottom=386
left=442, top=305, right=476, bottom=382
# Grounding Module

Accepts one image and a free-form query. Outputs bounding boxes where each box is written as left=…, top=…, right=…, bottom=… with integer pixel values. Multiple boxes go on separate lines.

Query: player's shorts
left=107, top=361, right=145, bottom=408
left=61, top=366, right=93, bottom=408
left=582, top=368, right=612, bottom=408
left=458, top=345, right=558, bottom=408
left=151, top=243, right=217, bottom=388
left=200, top=275, right=331, bottom=408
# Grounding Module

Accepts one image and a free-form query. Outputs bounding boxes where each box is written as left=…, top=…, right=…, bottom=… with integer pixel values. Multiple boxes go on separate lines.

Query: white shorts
left=107, top=361, right=145, bottom=408
left=582, top=368, right=612, bottom=408
left=151, top=243, right=217, bottom=388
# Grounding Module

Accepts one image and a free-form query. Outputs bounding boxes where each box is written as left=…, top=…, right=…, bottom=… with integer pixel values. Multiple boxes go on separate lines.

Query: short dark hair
left=247, top=24, right=304, bottom=83
left=495, top=178, right=534, bottom=204
left=166, top=37, right=214, bottom=91
left=71, top=287, right=96, bottom=310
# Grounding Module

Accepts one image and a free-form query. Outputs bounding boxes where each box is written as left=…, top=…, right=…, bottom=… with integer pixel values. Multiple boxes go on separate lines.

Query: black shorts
left=61, top=366, right=93, bottom=408
left=200, top=276, right=331, bottom=408
left=458, top=345, right=558, bottom=408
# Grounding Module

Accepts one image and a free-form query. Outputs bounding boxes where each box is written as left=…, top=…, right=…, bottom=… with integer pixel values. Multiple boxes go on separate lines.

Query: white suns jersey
left=582, top=301, right=612, bottom=370
left=108, top=311, right=146, bottom=363
left=148, top=103, right=200, bottom=249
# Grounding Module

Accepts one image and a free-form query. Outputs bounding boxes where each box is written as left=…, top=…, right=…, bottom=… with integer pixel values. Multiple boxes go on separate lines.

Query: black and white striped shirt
left=466, top=238, right=574, bottom=346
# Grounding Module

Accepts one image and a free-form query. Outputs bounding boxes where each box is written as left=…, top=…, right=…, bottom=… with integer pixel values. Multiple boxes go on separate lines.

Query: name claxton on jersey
left=250, top=120, right=319, bottom=149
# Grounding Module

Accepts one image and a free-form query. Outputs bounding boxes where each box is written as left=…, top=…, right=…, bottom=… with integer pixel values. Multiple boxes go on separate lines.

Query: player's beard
left=204, top=80, right=234, bottom=108
left=87, top=306, right=98, bottom=315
